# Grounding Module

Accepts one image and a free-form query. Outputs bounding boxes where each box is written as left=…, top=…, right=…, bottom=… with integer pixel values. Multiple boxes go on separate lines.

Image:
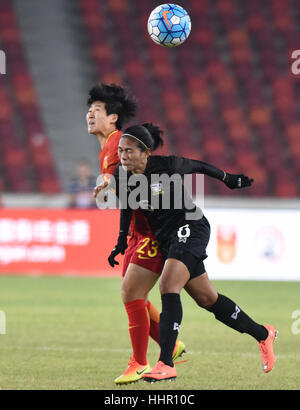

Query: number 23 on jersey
left=136, top=237, right=159, bottom=259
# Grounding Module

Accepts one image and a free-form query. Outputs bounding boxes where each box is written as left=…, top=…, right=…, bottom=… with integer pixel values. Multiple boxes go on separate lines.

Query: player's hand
left=108, top=233, right=128, bottom=267
left=93, top=180, right=109, bottom=198
left=223, top=173, right=254, bottom=189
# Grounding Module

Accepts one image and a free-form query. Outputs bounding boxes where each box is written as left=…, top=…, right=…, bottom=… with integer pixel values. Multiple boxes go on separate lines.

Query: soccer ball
left=147, top=4, right=191, bottom=47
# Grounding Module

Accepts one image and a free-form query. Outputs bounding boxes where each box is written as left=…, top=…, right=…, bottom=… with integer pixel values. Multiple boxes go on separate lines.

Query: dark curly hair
left=122, top=123, right=164, bottom=152
left=87, top=83, right=138, bottom=130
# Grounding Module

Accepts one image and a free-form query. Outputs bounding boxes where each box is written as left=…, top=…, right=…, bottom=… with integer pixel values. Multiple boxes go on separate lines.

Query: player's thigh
left=159, top=258, right=190, bottom=295
left=121, top=263, right=160, bottom=303
left=184, top=272, right=218, bottom=308
left=122, top=237, right=138, bottom=277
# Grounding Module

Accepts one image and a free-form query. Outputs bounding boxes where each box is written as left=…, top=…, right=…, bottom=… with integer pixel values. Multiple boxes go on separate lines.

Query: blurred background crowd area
left=0, top=0, right=300, bottom=202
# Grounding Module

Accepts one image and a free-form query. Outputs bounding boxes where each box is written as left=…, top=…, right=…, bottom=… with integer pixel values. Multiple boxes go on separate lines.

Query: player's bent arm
left=169, top=156, right=254, bottom=190
left=119, top=207, right=133, bottom=237
left=108, top=205, right=133, bottom=268
left=93, top=172, right=120, bottom=200
left=107, top=165, right=133, bottom=267
left=93, top=180, right=110, bottom=198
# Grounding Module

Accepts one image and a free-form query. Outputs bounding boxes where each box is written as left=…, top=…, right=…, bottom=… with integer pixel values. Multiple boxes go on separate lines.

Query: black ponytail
left=142, top=123, right=164, bottom=151
left=122, top=123, right=164, bottom=152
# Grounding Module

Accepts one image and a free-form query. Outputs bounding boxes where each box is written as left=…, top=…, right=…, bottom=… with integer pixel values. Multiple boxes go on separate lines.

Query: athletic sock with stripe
left=207, top=293, right=268, bottom=342
left=159, top=293, right=183, bottom=367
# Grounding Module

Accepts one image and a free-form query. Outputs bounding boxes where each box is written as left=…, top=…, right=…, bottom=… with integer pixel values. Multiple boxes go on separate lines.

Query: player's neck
left=97, top=134, right=107, bottom=149
left=97, top=127, right=118, bottom=149
left=132, top=161, right=148, bottom=175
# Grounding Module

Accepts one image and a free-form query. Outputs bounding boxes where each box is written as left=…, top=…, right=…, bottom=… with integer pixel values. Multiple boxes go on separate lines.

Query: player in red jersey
left=87, top=84, right=185, bottom=384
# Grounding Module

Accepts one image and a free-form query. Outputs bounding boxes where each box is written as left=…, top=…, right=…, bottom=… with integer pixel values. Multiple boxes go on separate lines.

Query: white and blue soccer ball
left=147, top=4, right=191, bottom=47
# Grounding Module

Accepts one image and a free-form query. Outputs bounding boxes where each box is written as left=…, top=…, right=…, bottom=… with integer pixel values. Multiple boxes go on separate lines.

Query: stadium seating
left=0, top=0, right=60, bottom=192
left=1, top=0, right=299, bottom=197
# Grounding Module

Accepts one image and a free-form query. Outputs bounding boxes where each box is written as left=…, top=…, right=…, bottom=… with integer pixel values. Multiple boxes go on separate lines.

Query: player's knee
left=121, top=286, right=135, bottom=303
left=159, top=282, right=169, bottom=295
left=159, top=280, right=180, bottom=295
left=159, top=276, right=169, bottom=294
left=121, top=283, right=146, bottom=304
left=194, top=293, right=218, bottom=309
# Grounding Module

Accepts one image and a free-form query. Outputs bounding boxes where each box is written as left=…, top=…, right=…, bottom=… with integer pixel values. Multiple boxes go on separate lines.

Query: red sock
left=146, top=300, right=160, bottom=345
left=124, top=299, right=149, bottom=365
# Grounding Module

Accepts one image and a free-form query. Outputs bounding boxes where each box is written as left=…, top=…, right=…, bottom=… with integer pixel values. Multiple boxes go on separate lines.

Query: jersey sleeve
left=105, top=150, right=120, bottom=176
left=167, top=156, right=225, bottom=181
left=119, top=208, right=133, bottom=236
left=100, top=134, right=120, bottom=177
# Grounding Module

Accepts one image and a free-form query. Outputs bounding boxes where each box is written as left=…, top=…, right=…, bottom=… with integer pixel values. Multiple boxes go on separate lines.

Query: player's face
left=86, top=101, right=115, bottom=135
left=118, top=137, right=149, bottom=173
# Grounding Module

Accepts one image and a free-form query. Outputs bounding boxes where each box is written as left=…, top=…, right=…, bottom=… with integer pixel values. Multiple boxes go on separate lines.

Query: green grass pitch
left=0, top=275, right=299, bottom=390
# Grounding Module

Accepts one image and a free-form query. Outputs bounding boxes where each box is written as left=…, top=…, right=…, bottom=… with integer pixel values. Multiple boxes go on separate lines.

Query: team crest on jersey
left=150, top=182, right=164, bottom=196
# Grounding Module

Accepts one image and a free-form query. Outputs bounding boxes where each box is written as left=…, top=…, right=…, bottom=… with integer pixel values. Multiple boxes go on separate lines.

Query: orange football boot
left=258, top=325, right=278, bottom=373
left=142, top=361, right=177, bottom=383
left=114, top=357, right=151, bottom=384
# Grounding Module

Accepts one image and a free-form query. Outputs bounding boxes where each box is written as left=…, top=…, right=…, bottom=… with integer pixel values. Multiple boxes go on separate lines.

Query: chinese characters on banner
left=0, top=209, right=121, bottom=276
left=0, top=208, right=299, bottom=280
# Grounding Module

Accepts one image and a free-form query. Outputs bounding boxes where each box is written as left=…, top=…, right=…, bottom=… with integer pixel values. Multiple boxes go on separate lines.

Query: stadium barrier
left=204, top=207, right=300, bottom=281
left=0, top=201, right=299, bottom=280
left=0, top=209, right=122, bottom=276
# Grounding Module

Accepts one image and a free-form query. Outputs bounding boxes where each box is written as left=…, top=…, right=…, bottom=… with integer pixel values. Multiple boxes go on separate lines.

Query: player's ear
left=109, top=113, right=118, bottom=125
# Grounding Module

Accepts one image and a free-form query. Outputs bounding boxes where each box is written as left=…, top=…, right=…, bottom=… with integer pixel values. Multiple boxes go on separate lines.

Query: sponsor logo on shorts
left=177, top=224, right=190, bottom=243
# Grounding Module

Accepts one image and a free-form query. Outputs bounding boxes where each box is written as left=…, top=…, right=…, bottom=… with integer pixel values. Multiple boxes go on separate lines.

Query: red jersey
left=99, top=129, right=121, bottom=176
left=98, top=129, right=152, bottom=238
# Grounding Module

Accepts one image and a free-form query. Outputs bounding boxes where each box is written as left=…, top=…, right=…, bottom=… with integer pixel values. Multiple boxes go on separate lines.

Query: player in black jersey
left=102, top=123, right=278, bottom=383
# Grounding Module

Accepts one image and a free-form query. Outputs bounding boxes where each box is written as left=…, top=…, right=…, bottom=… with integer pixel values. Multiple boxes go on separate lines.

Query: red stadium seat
left=4, top=0, right=291, bottom=197
left=0, top=1, right=60, bottom=192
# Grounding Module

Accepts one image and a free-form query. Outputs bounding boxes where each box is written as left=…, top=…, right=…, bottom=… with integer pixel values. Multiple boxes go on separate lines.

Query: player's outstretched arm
left=222, top=172, right=254, bottom=189
left=169, top=156, right=254, bottom=190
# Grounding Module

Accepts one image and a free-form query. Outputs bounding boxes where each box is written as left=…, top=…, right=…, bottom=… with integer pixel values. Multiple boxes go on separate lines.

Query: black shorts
left=163, top=215, right=211, bottom=280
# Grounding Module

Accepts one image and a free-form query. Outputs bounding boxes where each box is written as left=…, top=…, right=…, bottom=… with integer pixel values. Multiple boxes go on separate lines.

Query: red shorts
left=122, top=233, right=165, bottom=277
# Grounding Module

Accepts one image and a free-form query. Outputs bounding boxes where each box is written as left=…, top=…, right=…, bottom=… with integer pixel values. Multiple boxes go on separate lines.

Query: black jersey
left=113, top=155, right=224, bottom=247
